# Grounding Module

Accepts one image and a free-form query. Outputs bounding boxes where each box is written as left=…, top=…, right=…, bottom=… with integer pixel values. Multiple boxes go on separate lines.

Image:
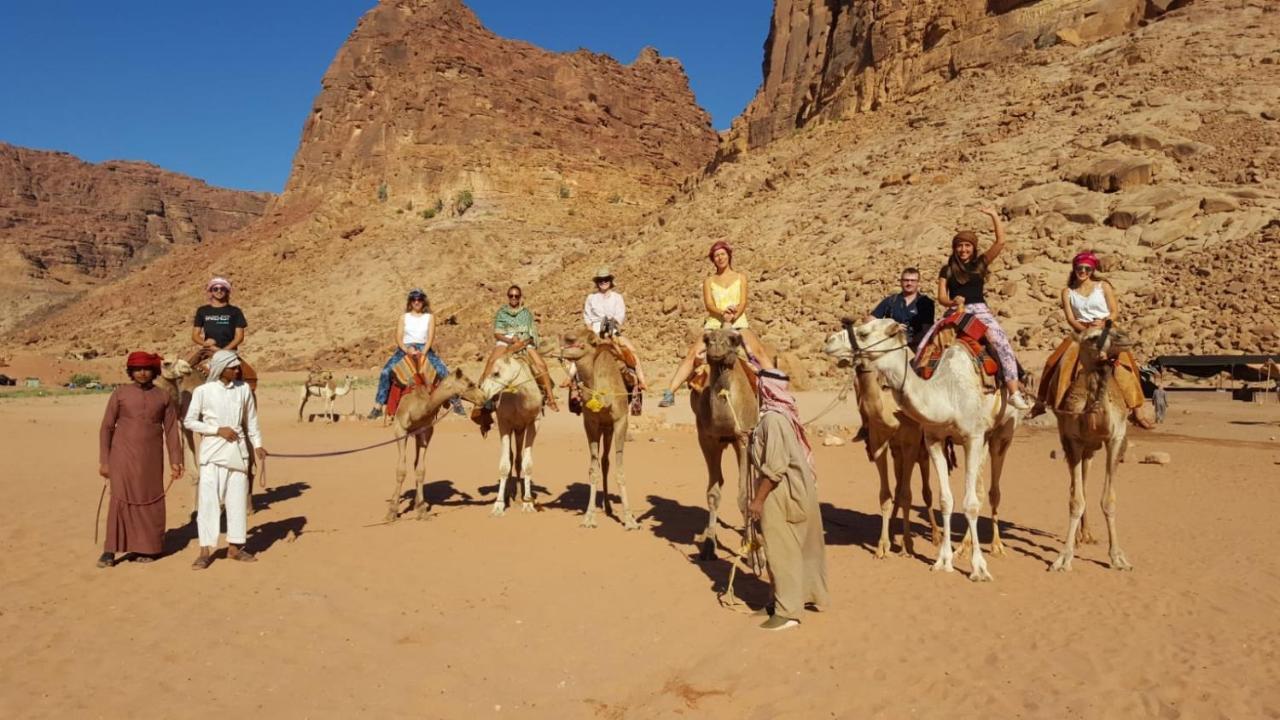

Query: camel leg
left=492, top=429, right=512, bottom=517
left=387, top=435, right=409, bottom=521
left=1101, top=435, right=1132, bottom=570
left=696, top=436, right=726, bottom=561
left=1050, top=440, right=1087, bottom=572
left=520, top=424, right=537, bottom=513
left=325, top=394, right=336, bottom=423
left=962, top=438, right=992, bottom=582
left=414, top=432, right=431, bottom=519
left=611, top=421, right=639, bottom=530
left=917, top=444, right=939, bottom=545
left=926, top=439, right=955, bottom=573
left=893, top=445, right=915, bottom=557
left=873, top=450, right=893, bottom=559
left=581, top=423, right=602, bottom=528
left=987, top=431, right=1012, bottom=558
left=297, top=387, right=308, bottom=422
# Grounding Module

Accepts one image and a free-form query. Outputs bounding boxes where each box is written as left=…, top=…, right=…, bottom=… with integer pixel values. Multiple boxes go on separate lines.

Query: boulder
left=1073, top=158, right=1154, bottom=192
left=1140, top=451, right=1172, bottom=465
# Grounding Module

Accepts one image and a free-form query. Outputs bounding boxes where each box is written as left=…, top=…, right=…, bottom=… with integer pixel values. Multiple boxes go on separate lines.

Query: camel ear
left=886, top=322, right=903, bottom=337
left=729, top=331, right=743, bottom=346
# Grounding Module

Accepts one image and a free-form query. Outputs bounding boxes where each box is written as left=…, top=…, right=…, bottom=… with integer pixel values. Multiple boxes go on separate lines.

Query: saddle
left=568, top=340, right=643, bottom=416
left=914, top=314, right=1001, bottom=391
left=688, top=353, right=760, bottom=397
left=387, top=354, right=438, bottom=417
left=1039, top=334, right=1144, bottom=412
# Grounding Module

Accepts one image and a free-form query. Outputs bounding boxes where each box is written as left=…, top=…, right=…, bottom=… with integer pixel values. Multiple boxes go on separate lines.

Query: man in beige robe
left=747, top=370, right=829, bottom=630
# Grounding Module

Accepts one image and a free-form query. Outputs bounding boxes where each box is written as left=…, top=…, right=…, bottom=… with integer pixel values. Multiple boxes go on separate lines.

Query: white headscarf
left=207, top=349, right=241, bottom=383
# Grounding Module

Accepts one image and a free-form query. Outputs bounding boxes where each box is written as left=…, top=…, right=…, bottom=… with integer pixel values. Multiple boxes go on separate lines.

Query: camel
left=479, top=354, right=542, bottom=516
left=385, top=368, right=487, bottom=521
left=690, top=329, right=760, bottom=561
left=822, top=326, right=938, bottom=558
left=158, top=357, right=201, bottom=478
left=297, top=371, right=355, bottom=422
left=561, top=330, right=639, bottom=530
left=1049, top=323, right=1134, bottom=572
left=850, top=318, right=1023, bottom=581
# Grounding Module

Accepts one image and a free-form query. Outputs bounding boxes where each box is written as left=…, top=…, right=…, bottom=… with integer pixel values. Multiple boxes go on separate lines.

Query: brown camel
left=1049, top=323, right=1134, bottom=572
left=297, top=370, right=355, bottom=422
left=690, top=329, right=760, bottom=561
left=385, top=368, right=486, bottom=521
left=561, top=330, right=640, bottom=529
left=822, top=326, right=938, bottom=557
left=479, top=354, right=543, bottom=515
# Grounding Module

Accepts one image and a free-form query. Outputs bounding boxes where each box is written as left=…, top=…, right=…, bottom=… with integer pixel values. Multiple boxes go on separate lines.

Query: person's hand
left=747, top=498, right=765, bottom=522
left=979, top=207, right=1000, bottom=220
left=171, top=464, right=184, bottom=480
left=203, top=338, right=218, bottom=348
left=99, top=464, right=110, bottom=480
left=216, top=426, right=240, bottom=442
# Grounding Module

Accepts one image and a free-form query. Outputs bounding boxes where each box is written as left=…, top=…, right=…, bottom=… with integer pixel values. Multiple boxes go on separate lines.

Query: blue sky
left=0, top=1, right=772, bottom=193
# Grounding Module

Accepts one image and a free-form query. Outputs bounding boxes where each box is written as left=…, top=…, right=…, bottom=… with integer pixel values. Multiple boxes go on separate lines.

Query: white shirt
left=184, top=379, right=263, bottom=471
left=583, top=291, right=626, bottom=334
left=403, top=312, right=432, bottom=345
left=1068, top=284, right=1111, bottom=323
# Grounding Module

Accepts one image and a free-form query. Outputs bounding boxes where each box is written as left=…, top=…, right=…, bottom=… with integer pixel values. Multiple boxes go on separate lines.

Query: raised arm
left=980, top=207, right=1006, bottom=264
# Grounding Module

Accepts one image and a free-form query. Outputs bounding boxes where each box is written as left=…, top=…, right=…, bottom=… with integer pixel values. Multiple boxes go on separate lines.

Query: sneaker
left=1009, top=391, right=1032, bottom=411
left=658, top=390, right=676, bottom=408
left=367, top=407, right=383, bottom=420
left=759, top=615, right=799, bottom=631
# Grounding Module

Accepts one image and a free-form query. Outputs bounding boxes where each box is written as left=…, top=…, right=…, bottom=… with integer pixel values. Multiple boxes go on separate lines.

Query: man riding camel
left=190, top=277, right=257, bottom=390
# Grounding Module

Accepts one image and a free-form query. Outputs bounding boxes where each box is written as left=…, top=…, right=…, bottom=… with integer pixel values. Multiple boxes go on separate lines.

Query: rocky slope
left=10, top=0, right=1279, bottom=387
left=0, top=143, right=270, bottom=337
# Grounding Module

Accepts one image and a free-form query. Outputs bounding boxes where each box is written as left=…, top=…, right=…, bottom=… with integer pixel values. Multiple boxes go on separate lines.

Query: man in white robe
left=183, top=350, right=266, bottom=569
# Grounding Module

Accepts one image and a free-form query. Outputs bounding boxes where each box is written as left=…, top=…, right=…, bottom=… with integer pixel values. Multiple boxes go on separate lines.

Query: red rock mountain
left=0, top=143, right=270, bottom=337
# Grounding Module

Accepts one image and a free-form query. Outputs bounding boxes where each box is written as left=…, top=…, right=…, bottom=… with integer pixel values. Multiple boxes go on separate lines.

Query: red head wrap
left=126, top=351, right=163, bottom=370
left=1072, top=251, right=1100, bottom=269
left=707, top=240, right=733, bottom=263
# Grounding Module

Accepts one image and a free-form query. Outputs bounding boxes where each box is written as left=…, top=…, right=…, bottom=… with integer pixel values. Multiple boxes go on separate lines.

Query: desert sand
left=3, top=375, right=1279, bottom=719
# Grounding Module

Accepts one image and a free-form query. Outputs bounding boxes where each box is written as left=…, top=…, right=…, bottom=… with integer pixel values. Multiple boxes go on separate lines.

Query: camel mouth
left=559, top=345, right=587, bottom=361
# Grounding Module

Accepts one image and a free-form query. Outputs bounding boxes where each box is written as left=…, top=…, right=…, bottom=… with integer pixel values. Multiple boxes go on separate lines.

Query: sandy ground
left=2, top=375, right=1280, bottom=719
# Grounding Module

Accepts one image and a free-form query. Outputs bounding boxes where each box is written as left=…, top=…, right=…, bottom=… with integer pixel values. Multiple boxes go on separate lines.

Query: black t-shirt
left=940, top=257, right=988, bottom=305
left=193, top=304, right=247, bottom=348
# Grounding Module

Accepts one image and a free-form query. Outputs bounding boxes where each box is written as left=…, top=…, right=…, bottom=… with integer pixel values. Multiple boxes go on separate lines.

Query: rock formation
left=0, top=143, right=269, bottom=336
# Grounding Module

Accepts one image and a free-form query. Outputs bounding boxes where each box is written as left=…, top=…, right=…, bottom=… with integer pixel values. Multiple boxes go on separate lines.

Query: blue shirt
left=871, top=293, right=936, bottom=350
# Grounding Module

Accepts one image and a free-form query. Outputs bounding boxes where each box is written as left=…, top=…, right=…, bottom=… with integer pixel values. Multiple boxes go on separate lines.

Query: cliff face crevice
left=721, top=0, right=1189, bottom=159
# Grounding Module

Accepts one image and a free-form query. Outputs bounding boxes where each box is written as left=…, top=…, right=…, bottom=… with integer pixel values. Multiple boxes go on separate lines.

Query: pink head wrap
left=1072, top=251, right=1099, bottom=270
left=207, top=277, right=232, bottom=292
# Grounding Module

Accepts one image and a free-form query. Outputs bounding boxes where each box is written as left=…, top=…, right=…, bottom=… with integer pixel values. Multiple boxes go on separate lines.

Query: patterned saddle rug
left=914, top=313, right=1000, bottom=390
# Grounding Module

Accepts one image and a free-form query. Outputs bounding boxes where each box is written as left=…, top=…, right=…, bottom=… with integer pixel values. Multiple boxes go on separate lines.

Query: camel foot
left=1049, top=554, right=1073, bottom=572
left=956, top=538, right=972, bottom=560
left=621, top=513, right=640, bottom=531
left=580, top=512, right=598, bottom=529
left=520, top=500, right=535, bottom=513
left=989, top=539, right=1007, bottom=558
left=415, top=505, right=430, bottom=520
left=490, top=503, right=507, bottom=518
left=697, top=537, right=716, bottom=562
left=968, top=559, right=994, bottom=582
left=384, top=507, right=399, bottom=523
left=931, top=554, right=955, bottom=573
left=901, top=539, right=915, bottom=557
left=1077, top=529, right=1098, bottom=545
left=1109, top=551, right=1134, bottom=571
left=874, top=540, right=890, bottom=559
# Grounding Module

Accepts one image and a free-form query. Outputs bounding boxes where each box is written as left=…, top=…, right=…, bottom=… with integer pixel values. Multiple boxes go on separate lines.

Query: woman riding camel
left=916, top=208, right=1032, bottom=411
left=582, top=266, right=647, bottom=390
left=480, top=284, right=559, bottom=411
left=368, top=288, right=450, bottom=420
left=1036, top=251, right=1154, bottom=427
left=659, top=240, right=774, bottom=408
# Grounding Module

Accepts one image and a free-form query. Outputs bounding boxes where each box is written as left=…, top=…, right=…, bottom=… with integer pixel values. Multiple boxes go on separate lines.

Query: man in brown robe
left=97, top=351, right=184, bottom=567
left=747, top=370, right=830, bottom=630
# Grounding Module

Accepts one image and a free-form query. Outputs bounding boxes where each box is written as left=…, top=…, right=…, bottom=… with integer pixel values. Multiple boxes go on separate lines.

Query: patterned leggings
left=916, top=303, right=1019, bottom=381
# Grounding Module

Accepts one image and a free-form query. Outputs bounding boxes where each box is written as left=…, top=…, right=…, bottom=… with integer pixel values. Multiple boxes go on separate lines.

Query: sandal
left=191, top=555, right=212, bottom=570
left=228, top=547, right=257, bottom=563
left=96, top=552, right=115, bottom=569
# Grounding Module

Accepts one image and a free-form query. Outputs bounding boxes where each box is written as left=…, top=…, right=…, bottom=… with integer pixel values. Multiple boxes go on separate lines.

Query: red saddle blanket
left=914, top=314, right=999, bottom=382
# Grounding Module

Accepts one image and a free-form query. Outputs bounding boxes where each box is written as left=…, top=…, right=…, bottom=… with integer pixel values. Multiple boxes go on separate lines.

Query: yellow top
left=704, top=277, right=749, bottom=330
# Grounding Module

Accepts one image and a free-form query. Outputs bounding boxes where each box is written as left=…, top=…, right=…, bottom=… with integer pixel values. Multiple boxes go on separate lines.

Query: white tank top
left=403, top=312, right=432, bottom=344
left=1068, top=284, right=1110, bottom=323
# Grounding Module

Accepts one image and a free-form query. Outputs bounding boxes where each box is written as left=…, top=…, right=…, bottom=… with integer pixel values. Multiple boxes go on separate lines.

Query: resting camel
left=385, top=368, right=486, bottom=521
left=479, top=353, right=542, bottom=516
left=690, top=329, right=760, bottom=561
left=297, top=371, right=355, bottom=422
left=823, top=326, right=937, bottom=557
left=561, top=329, right=639, bottom=529
left=1049, top=323, right=1134, bottom=572
left=851, top=318, right=1023, bottom=581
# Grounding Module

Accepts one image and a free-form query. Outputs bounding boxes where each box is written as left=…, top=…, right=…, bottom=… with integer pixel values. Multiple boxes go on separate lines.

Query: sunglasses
left=211, top=287, right=228, bottom=293
left=1074, top=265, right=1093, bottom=273
left=508, top=293, right=522, bottom=299
left=595, top=278, right=613, bottom=284
left=410, top=297, right=426, bottom=302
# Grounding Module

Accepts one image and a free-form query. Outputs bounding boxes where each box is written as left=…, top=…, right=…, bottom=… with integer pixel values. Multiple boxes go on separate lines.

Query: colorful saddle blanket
left=914, top=313, right=999, bottom=387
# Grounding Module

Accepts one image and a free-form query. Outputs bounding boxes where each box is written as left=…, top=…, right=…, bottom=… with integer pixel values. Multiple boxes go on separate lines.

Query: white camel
left=850, top=318, right=1023, bottom=581
left=479, top=354, right=542, bottom=516
left=1049, top=323, right=1133, bottom=572
left=823, top=327, right=937, bottom=557
left=298, top=371, right=355, bottom=422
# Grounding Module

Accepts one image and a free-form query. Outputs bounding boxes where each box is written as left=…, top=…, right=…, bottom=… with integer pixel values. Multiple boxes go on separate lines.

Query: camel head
left=435, top=367, right=487, bottom=408
left=822, top=328, right=854, bottom=362
left=1078, top=322, right=1130, bottom=365
left=703, top=329, right=743, bottom=367
left=559, top=328, right=593, bottom=361
left=480, top=354, right=525, bottom=400
left=160, top=357, right=193, bottom=381
left=850, top=318, right=906, bottom=362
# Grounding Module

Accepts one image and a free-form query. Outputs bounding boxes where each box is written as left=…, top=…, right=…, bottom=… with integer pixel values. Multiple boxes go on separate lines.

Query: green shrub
left=377, top=183, right=388, bottom=202
left=421, top=208, right=437, bottom=220
left=558, top=184, right=571, bottom=199
left=68, top=373, right=100, bottom=387
left=608, top=193, right=622, bottom=204
left=455, top=190, right=474, bottom=215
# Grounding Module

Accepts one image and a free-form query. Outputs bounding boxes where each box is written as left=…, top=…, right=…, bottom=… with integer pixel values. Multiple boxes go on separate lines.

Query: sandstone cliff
left=0, top=143, right=270, bottom=337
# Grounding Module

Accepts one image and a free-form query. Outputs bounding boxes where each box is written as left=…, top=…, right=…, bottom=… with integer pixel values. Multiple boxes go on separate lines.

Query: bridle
left=841, top=319, right=912, bottom=392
